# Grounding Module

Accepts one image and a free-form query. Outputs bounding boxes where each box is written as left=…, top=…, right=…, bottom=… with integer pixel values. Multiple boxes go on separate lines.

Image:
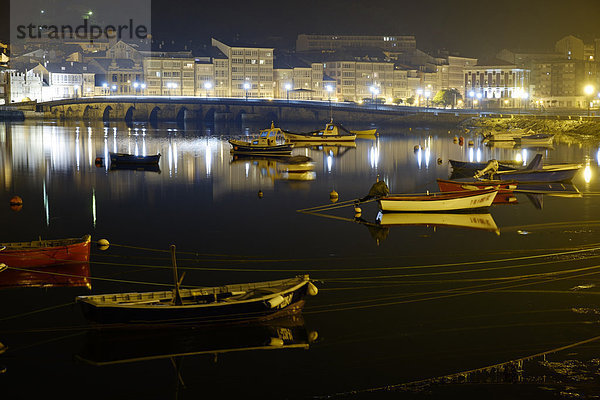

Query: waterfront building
left=464, top=62, right=530, bottom=108
left=273, top=54, right=322, bottom=100
left=141, top=51, right=196, bottom=96
left=32, top=62, right=95, bottom=100
left=296, top=34, right=417, bottom=53
left=446, top=56, right=478, bottom=98
left=531, top=59, right=598, bottom=109
left=211, top=38, right=274, bottom=98
left=89, top=58, right=143, bottom=95
left=0, top=69, right=43, bottom=103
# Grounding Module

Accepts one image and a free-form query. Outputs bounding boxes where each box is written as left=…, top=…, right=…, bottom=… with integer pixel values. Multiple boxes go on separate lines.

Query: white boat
left=379, top=189, right=498, bottom=212
left=377, top=212, right=500, bottom=234
left=515, top=134, right=554, bottom=147
left=483, top=128, right=534, bottom=142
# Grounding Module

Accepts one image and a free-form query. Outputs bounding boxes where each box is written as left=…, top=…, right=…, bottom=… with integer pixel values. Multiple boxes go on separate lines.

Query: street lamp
left=370, top=85, right=380, bottom=110
left=204, top=81, right=212, bottom=97
left=416, top=88, right=423, bottom=107
left=424, top=90, right=431, bottom=108
left=584, top=84, right=595, bottom=117
left=468, top=90, right=475, bottom=109
left=243, top=82, right=250, bottom=100
left=285, top=82, right=292, bottom=103
left=111, top=85, right=117, bottom=95
left=325, top=84, right=333, bottom=119
left=476, top=92, right=482, bottom=110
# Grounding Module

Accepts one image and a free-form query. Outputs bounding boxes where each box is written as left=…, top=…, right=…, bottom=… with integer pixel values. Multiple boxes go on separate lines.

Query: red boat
left=437, top=179, right=517, bottom=204
left=0, top=235, right=91, bottom=268
left=0, top=262, right=91, bottom=290
left=437, top=179, right=517, bottom=193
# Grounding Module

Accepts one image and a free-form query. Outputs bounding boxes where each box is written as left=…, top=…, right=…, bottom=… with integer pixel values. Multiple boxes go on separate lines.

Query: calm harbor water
left=2, top=120, right=600, bottom=399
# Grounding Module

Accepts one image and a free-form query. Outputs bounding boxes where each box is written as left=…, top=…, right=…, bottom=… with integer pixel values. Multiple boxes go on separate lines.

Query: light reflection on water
left=2, top=120, right=600, bottom=398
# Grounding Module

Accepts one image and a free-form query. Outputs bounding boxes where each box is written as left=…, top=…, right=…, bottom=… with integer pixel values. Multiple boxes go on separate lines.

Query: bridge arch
left=102, top=106, right=113, bottom=123
left=82, top=105, right=93, bottom=121
left=236, top=109, right=247, bottom=125
left=204, top=108, right=216, bottom=125
left=125, top=106, right=136, bottom=126
left=176, top=107, right=188, bottom=124
left=149, top=106, right=161, bottom=126
left=66, top=107, right=75, bottom=119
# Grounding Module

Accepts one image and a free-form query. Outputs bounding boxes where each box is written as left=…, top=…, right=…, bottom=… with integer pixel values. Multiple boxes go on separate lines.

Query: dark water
left=2, top=120, right=600, bottom=399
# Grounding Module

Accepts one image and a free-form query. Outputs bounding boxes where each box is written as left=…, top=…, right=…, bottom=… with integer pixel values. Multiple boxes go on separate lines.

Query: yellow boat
left=283, top=121, right=357, bottom=142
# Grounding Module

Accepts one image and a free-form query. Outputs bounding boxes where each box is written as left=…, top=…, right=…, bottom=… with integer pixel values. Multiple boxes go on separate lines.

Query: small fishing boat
left=515, top=133, right=554, bottom=147
left=437, top=179, right=518, bottom=204
left=110, top=153, right=161, bottom=165
left=449, top=159, right=523, bottom=173
left=283, top=121, right=357, bottom=142
left=352, top=128, right=377, bottom=139
left=229, top=123, right=294, bottom=156
left=377, top=211, right=500, bottom=234
left=494, top=164, right=581, bottom=183
left=0, top=235, right=91, bottom=268
left=482, top=128, right=534, bottom=142
left=379, top=189, right=498, bottom=212
left=437, top=179, right=517, bottom=193
left=77, top=246, right=318, bottom=325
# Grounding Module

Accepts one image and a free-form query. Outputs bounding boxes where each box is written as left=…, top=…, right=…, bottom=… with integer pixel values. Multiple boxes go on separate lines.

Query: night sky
left=2, top=0, right=600, bottom=57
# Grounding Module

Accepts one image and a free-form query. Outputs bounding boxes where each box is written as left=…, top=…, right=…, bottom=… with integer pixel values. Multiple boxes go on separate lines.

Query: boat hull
left=0, top=235, right=91, bottom=268
left=496, top=166, right=581, bottom=183
left=110, top=153, right=161, bottom=165
left=379, top=190, right=498, bottom=212
left=449, top=159, right=518, bottom=172
left=77, top=276, right=314, bottom=326
left=229, top=141, right=293, bottom=156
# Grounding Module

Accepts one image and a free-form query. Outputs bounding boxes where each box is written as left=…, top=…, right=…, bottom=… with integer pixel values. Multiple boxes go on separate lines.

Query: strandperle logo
left=15, top=19, right=149, bottom=41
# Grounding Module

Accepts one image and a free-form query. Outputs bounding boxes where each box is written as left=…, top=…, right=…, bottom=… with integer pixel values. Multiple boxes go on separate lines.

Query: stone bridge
left=35, top=96, right=476, bottom=126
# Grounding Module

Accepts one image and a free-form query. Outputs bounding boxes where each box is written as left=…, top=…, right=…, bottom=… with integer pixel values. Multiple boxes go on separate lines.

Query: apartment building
left=296, top=34, right=417, bottom=53
left=273, top=54, right=324, bottom=100
left=464, top=62, right=530, bottom=108
left=142, top=51, right=196, bottom=96
left=532, top=60, right=598, bottom=108
left=33, top=62, right=95, bottom=100
left=211, top=39, right=274, bottom=98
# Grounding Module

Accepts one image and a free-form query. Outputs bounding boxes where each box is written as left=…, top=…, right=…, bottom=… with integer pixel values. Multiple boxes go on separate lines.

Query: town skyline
left=2, top=0, right=600, bottom=58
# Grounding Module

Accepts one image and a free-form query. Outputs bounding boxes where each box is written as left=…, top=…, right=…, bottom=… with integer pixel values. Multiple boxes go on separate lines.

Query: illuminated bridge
left=30, top=96, right=476, bottom=126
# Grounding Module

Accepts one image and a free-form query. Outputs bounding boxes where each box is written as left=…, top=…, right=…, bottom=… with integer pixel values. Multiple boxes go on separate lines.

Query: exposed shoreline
left=466, top=116, right=600, bottom=145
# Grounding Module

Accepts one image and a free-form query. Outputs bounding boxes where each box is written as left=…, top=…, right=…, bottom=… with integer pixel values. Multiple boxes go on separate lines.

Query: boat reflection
left=0, top=262, right=91, bottom=290
left=230, top=155, right=316, bottom=182
left=376, top=211, right=500, bottom=235
left=110, top=164, right=161, bottom=173
left=76, top=315, right=317, bottom=366
left=292, top=141, right=357, bottom=158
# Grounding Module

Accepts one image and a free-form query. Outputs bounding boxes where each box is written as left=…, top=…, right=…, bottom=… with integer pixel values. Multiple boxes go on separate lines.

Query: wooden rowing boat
left=110, top=153, right=161, bottom=165
left=0, top=235, right=91, bottom=268
left=379, top=189, right=498, bottom=212
left=77, top=274, right=318, bottom=325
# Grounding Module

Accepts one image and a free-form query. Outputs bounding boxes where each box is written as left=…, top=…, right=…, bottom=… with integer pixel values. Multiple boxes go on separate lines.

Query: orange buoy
left=9, top=196, right=22, bottom=206
left=94, top=157, right=103, bottom=167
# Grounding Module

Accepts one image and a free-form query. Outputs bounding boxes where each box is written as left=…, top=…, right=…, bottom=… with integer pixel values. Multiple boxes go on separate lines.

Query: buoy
left=9, top=196, right=22, bottom=206
left=329, top=190, right=338, bottom=200
left=458, top=136, right=464, bottom=145
left=467, top=140, right=474, bottom=147
left=413, top=145, right=420, bottom=152
left=308, top=331, right=319, bottom=343
left=94, top=157, right=103, bottom=167
left=354, top=212, right=362, bottom=219
left=0, top=342, right=6, bottom=355
left=453, top=136, right=458, bottom=143
left=354, top=206, right=362, bottom=214
left=437, top=158, right=443, bottom=165
left=267, top=295, right=285, bottom=308
left=97, top=239, right=110, bottom=251
left=307, top=282, right=319, bottom=296
left=258, top=190, right=264, bottom=199
left=267, top=337, right=285, bottom=347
